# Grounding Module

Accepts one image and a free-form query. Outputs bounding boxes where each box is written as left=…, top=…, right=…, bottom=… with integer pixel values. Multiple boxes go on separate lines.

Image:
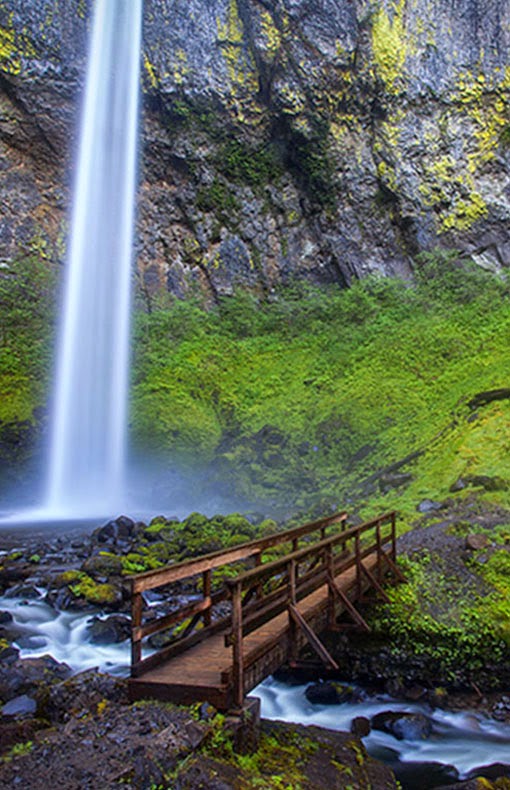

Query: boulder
left=371, top=711, right=433, bottom=741
left=45, top=670, right=128, bottom=722
left=465, top=534, right=490, bottom=551
left=351, top=716, right=371, bottom=737
left=305, top=681, right=354, bottom=705
left=0, top=655, right=71, bottom=704
left=466, top=763, right=510, bottom=781
left=1, top=694, right=37, bottom=717
left=4, top=584, right=41, bottom=600
left=87, top=614, right=131, bottom=645
left=417, top=500, right=443, bottom=513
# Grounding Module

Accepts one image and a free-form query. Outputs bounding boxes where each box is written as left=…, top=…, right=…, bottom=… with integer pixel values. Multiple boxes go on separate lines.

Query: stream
left=1, top=594, right=509, bottom=788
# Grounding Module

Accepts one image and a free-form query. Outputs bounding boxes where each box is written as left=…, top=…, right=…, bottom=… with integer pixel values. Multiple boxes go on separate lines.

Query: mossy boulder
left=81, top=552, right=123, bottom=578
left=53, top=571, right=123, bottom=610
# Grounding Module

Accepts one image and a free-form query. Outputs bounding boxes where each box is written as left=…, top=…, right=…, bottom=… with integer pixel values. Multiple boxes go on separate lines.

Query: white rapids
left=256, top=677, right=510, bottom=783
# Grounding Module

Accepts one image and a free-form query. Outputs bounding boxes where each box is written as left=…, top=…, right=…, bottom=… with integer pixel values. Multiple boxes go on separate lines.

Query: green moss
left=370, top=0, right=406, bottom=91
left=218, top=139, right=284, bottom=189
left=58, top=571, right=119, bottom=606
left=0, top=15, right=36, bottom=76
left=131, top=259, right=510, bottom=520
left=0, top=252, right=56, bottom=423
left=196, top=178, right=239, bottom=217
left=369, top=548, right=509, bottom=686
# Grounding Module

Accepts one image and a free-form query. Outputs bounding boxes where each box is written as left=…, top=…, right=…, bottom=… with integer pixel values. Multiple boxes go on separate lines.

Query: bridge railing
left=223, top=511, right=400, bottom=707
left=130, top=510, right=347, bottom=676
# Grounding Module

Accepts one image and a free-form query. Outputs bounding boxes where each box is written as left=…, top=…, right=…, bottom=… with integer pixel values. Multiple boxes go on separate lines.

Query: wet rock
left=394, top=761, right=459, bottom=789
left=198, top=702, right=217, bottom=722
left=427, top=687, right=449, bottom=709
left=4, top=584, right=41, bottom=599
left=93, top=515, right=136, bottom=545
left=372, top=711, right=433, bottom=741
left=467, top=763, right=510, bottom=781
left=0, top=564, right=33, bottom=592
left=465, top=534, right=491, bottom=551
left=1, top=694, right=37, bottom=717
left=305, top=681, right=354, bottom=705
left=491, top=695, right=510, bottom=722
left=0, top=642, right=19, bottom=665
left=0, top=611, right=13, bottom=624
left=464, top=475, right=509, bottom=492
left=417, top=499, right=443, bottom=513
left=0, top=719, right=41, bottom=756
left=351, top=716, right=371, bottom=737
left=46, top=669, right=128, bottom=723
left=81, top=553, right=123, bottom=578
left=87, top=614, right=131, bottom=644
left=0, top=655, right=71, bottom=704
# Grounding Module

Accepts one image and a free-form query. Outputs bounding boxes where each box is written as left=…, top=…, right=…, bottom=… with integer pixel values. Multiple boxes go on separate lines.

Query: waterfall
left=46, top=0, right=143, bottom=517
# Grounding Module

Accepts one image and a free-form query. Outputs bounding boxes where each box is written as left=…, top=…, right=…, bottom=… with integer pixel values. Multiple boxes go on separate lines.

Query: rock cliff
left=0, top=0, right=509, bottom=298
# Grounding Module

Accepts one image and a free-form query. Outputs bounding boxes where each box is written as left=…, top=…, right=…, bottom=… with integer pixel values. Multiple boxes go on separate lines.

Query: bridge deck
left=128, top=557, right=374, bottom=710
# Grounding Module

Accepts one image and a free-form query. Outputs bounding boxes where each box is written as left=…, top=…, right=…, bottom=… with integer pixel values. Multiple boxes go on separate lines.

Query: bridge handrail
left=131, top=510, right=347, bottom=593
left=130, top=510, right=347, bottom=672
left=224, top=512, right=396, bottom=592
left=226, top=511, right=397, bottom=706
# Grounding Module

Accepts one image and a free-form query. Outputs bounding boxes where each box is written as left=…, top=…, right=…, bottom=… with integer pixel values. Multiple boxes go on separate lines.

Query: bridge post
left=231, top=581, right=245, bottom=710
left=131, top=588, right=143, bottom=671
left=376, top=521, right=382, bottom=583
left=288, top=558, right=298, bottom=663
left=326, top=544, right=335, bottom=629
left=355, top=532, right=362, bottom=601
left=391, top=512, right=397, bottom=563
left=203, top=570, right=212, bottom=627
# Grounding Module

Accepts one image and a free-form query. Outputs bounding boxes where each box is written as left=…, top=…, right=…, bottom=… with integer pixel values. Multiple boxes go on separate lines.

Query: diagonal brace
left=327, top=573, right=371, bottom=632
left=360, top=561, right=390, bottom=602
left=288, top=604, right=339, bottom=670
left=379, top=549, right=407, bottom=583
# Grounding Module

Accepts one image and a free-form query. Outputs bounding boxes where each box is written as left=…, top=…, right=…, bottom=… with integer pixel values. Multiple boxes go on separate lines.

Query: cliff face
left=1, top=0, right=509, bottom=298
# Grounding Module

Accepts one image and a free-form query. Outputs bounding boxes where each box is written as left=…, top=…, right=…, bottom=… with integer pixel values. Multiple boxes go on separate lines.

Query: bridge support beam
left=225, top=696, right=261, bottom=754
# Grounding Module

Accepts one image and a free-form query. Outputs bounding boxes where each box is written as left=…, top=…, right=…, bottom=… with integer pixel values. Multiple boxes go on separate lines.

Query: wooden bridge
left=128, top=511, right=404, bottom=711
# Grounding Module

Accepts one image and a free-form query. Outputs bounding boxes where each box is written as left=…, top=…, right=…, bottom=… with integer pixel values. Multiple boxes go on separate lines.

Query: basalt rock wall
left=0, top=0, right=509, bottom=299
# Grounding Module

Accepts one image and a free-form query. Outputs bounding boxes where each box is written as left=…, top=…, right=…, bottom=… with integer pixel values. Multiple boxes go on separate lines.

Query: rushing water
left=2, top=594, right=509, bottom=788
left=257, top=678, right=510, bottom=788
left=46, top=0, right=143, bottom=518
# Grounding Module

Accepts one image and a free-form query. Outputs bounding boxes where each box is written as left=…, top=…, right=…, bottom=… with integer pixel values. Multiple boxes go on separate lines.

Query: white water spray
left=46, top=0, right=143, bottom=517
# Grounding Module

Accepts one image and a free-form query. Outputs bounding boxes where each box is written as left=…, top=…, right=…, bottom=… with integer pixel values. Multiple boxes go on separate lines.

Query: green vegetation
left=131, top=252, right=510, bottom=519
left=0, top=252, right=55, bottom=424
left=370, top=547, right=508, bottom=687
left=55, top=570, right=119, bottom=607
left=1, top=741, right=34, bottom=764
left=219, top=139, right=284, bottom=189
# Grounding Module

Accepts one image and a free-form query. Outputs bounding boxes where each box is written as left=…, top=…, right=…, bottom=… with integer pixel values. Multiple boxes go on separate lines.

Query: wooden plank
left=133, top=596, right=211, bottom=641
left=129, top=524, right=400, bottom=709
left=131, top=545, right=262, bottom=592
left=132, top=617, right=229, bottom=676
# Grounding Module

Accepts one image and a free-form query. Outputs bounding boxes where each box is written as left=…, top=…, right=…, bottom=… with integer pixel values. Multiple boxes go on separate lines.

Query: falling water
left=46, top=0, right=143, bottom=517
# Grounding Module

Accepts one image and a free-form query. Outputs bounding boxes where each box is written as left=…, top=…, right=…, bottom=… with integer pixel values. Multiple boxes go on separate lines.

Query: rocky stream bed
left=0, top=509, right=509, bottom=788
